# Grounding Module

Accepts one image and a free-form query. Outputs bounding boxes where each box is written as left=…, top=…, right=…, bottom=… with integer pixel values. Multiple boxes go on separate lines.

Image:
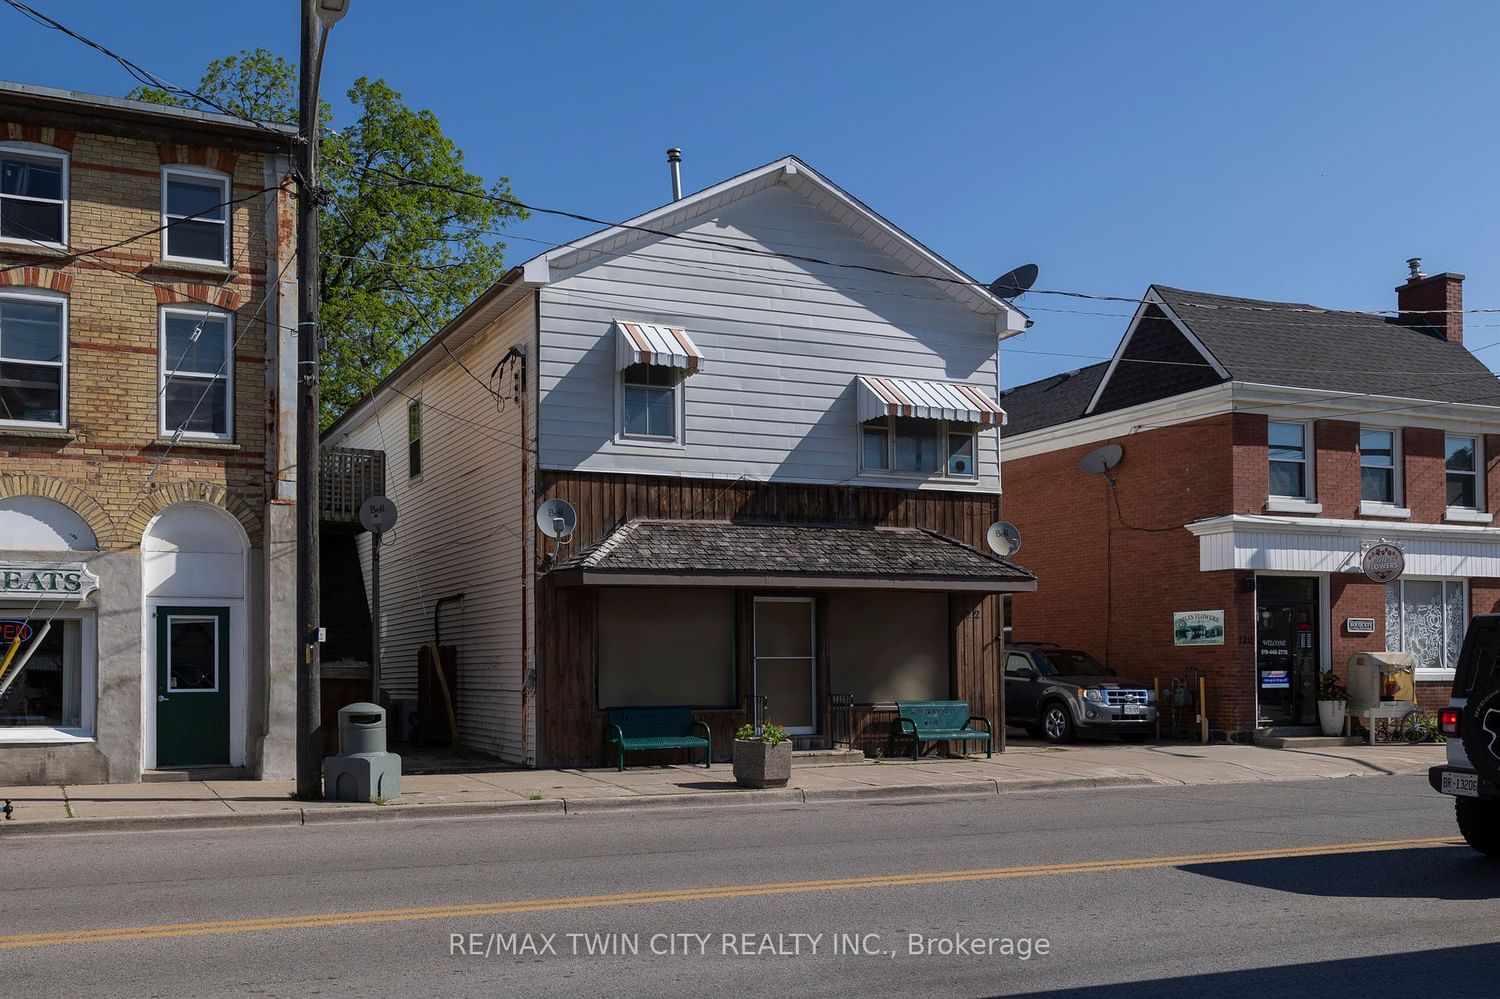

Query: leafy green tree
left=131, top=50, right=524, bottom=426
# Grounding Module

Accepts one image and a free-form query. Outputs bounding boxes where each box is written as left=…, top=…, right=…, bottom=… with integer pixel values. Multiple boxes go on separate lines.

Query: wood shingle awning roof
left=549, top=519, right=1035, bottom=592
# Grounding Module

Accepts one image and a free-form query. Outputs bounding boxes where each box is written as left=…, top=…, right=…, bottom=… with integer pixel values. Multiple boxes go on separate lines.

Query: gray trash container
left=324, top=702, right=402, bottom=803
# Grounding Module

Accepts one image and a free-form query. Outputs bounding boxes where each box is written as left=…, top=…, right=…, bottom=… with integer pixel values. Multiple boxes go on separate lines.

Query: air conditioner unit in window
left=947, top=454, right=972, bottom=476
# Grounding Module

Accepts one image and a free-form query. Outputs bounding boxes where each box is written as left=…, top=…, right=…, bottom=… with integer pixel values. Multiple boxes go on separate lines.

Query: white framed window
left=0, top=289, right=67, bottom=429
left=1385, top=577, right=1466, bottom=679
left=1446, top=435, right=1482, bottom=510
left=0, top=143, right=68, bottom=248
left=860, top=417, right=979, bottom=479
left=407, top=398, right=422, bottom=478
left=161, top=165, right=230, bottom=265
left=159, top=306, right=233, bottom=441
left=0, top=609, right=96, bottom=743
left=618, top=362, right=682, bottom=443
left=1268, top=421, right=1312, bottom=499
left=1358, top=428, right=1398, bottom=504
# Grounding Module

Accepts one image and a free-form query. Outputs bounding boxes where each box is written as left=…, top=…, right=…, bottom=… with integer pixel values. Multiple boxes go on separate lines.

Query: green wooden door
left=155, top=606, right=231, bottom=767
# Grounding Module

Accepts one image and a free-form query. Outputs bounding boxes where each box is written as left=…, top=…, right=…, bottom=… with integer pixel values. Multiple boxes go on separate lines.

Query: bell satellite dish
left=536, top=498, right=577, bottom=540
left=1078, top=444, right=1123, bottom=476
left=986, top=521, right=1022, bottom=557
left=989, top=263, right=1040, bottom=300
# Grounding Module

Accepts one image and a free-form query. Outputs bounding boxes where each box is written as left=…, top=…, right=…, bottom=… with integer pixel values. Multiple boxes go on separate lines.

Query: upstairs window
left=407, top=399, right=422, bottom=478
left=159, top=307, right=232, bottom=440
left=162, top=166, right=230, bottom=265
left=861, top=417, right=977, bottom=479
left=1268, top=421, right=1310, bottom=498
left=0, top=145, right=67, bottom=246
left=620, top=363, right=678, bottom=441
left=1359, top=428, right=1397, bottom=504
left=1447, top=435, right=1480, bottom=509
left=0, top=291, right=66, bottom=427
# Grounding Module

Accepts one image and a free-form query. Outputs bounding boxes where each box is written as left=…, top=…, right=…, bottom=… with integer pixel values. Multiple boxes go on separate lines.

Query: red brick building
left=999, top=263, right=1500, bottom=738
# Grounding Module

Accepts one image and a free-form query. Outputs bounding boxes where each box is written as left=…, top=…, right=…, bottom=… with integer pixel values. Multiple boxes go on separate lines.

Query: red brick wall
left=1231, top=412, right=1268, bottom=513
left=1315, top=419, right=1360, bottom=517
left=1004, top=414, right=1259, bottom=733
left=1485, top=434, right=1500, bottom=518
left=1404, top=427, right=1447, bottom=522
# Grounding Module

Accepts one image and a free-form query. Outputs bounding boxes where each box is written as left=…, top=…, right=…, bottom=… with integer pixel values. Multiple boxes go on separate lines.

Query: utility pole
left=295, top=0, right=350, bottom=798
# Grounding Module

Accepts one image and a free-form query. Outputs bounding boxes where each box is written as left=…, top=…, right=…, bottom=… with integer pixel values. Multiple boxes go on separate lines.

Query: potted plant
left=732, top=722, right=792, bottom=788
left=1316, top=670, right=1348, bottom=737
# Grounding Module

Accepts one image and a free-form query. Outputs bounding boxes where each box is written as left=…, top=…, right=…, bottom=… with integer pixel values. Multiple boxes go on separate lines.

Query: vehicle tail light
left=1439, top=707, right=1462, bottom=737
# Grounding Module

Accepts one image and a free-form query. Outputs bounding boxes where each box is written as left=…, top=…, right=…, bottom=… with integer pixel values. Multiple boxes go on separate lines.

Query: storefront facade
left=1000, top=273, right=1500, bottom=737
left=0, top=84, right=298, bottom=784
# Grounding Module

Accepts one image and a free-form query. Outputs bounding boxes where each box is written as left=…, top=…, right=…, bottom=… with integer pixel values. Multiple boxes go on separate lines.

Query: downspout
left=431, top=593, right=463, bottom=753
left=517, top=347, right=531, bottom=765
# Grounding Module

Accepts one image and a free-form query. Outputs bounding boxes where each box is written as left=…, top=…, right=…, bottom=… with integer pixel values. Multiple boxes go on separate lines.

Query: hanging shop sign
left=1173, top=610, right=1225, bottom=647
left=1361, top=542, right=1405, bottom=583
left=0, top=563, right=99, bottom=601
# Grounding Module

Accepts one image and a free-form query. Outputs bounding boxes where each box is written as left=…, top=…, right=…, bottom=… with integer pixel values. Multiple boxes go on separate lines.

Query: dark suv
left=1429, top=613, right=1500, bottom=856
left=1004, top=644, right=1156, bottom=744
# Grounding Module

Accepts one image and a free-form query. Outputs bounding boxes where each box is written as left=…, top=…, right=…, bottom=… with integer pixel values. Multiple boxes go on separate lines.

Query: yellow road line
left=0, top=835, right=1458, bottom=950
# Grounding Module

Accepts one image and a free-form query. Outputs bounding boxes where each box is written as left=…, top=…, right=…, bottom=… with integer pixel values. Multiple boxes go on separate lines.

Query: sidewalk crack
left=59, top=784, right=73, bottom=819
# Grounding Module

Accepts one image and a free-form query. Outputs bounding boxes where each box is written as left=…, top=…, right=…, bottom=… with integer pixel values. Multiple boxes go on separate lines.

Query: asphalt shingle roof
left=998, top=364, right=1107, bottom=437
left=998, top=284, right=1500, bottom=437
left=1154, top=286, right=1500, bottom=406
left=554, top=519, right=1034, bottom=586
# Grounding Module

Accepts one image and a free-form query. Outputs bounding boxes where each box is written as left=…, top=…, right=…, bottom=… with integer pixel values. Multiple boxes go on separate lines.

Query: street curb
left=0, top=772, right=1188, bottom=838
left=561, top=788, right=807, bottom=814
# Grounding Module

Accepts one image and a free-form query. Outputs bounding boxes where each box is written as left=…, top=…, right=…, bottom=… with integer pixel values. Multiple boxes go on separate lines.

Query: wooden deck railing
left=320, top=447, right=386, bottom=525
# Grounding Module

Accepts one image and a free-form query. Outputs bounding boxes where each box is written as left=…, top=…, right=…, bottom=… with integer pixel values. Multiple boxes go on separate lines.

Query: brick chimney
left=1396, top=257, right=1464, bottom=344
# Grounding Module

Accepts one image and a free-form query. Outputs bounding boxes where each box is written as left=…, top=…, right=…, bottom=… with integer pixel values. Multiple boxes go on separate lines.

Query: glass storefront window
left=1386, top=578, right=1466, bottom=674
left=0, top=616, right=83, bottom=729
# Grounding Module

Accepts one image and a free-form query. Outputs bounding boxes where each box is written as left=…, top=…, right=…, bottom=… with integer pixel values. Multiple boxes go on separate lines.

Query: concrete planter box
left=733, top=739, right=792, bottom=788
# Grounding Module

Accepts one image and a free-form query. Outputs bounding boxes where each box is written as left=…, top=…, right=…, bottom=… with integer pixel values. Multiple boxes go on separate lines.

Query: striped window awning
left=857, top=375, right=1006, bottom=426
left=614, top=319, right=705, bottom=373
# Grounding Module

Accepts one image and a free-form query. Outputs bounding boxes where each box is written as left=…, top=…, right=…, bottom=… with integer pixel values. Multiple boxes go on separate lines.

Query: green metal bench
left=888, top=700, right=992, bottom=760
left=604, top=707, right=712, bottom=772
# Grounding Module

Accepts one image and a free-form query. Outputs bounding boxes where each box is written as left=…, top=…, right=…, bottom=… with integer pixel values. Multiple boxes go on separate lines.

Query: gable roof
left=1001, top=283, right=1500, bottom=439
left=997, top=364, right=1106, bottom=436
left=530, top=155, right=1028, bottom=333
left=1148, top=286, right=1500, bottom=406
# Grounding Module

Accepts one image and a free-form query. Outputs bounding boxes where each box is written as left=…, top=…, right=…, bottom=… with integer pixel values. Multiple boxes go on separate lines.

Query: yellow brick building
left=0, top=81, right=299, bottom=783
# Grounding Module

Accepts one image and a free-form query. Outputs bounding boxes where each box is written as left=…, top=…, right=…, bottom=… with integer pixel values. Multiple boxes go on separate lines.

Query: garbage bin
left=324, top=702, right=402, bottom=803
left=339, top=702, right=387, bottom=755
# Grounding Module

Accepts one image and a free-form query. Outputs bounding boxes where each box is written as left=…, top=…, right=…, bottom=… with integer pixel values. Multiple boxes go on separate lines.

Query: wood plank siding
left=535, top=470, right=1007, bottom=767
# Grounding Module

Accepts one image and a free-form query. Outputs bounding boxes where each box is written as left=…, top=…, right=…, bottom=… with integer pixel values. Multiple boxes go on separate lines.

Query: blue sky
left=7, top=1, right=1498, bottom=388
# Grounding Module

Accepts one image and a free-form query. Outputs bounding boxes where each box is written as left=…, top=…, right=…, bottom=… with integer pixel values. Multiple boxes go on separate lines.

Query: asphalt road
left=3, top=775, right=1496, bottom=998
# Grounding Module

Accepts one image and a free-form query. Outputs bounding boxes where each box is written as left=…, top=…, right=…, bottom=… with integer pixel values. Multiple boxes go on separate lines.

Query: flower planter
left=1317, top=700, right=1347, bottom=737
left=732, top=738, right=792, bottom=788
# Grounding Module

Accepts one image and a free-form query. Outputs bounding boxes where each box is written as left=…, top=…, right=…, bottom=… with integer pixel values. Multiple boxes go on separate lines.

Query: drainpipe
left=430, top=593, right=463, bottom=753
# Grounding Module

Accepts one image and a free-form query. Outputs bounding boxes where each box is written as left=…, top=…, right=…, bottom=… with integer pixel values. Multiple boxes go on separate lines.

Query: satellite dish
left=986, top=521, right=1022, bottom=557
left=358, top=495, right=397, bottom=534
left=536, top=498, right=577, bottom=540
left=989, top=263, right=1040, bottom=300
left=1078, top=444, right=1123, bottom=476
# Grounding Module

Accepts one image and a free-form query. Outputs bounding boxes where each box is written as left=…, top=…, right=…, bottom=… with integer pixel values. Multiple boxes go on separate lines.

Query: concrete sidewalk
left=0, top=739, right=1445, bottom=837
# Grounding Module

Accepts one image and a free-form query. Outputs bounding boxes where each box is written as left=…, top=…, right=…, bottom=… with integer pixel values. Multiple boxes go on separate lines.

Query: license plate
left=1442, top=771, right=1480, bottom=798
left=1123, top=704, right=1145, bottom=717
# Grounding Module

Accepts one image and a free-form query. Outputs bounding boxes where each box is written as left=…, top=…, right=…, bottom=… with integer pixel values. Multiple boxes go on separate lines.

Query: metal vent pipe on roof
left=667, top=147, right=683, bottom=201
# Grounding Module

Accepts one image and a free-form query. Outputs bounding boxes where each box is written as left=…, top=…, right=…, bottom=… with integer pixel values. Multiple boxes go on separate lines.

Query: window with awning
left=614, top=320, right=705, bottom=444
left=856, top=376, right=1003, bottom=478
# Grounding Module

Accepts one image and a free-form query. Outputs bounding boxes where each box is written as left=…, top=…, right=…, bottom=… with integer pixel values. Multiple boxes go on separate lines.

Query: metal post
left=294, top=0, right=325, bottom=798
left=370, top=531, right=381, bottom=703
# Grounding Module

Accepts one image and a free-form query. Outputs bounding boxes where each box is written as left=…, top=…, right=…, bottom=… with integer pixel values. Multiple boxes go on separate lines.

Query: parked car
left=1428, top=613, right=1500, bottom=856
left=1004, top=643, right=1156, bottom=744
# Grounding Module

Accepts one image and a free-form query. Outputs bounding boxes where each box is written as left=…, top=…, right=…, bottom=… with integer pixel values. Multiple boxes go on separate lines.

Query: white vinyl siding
left=537, top=183, right=1000, bottom=489
left=340, top=298, right=537, bottom=763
